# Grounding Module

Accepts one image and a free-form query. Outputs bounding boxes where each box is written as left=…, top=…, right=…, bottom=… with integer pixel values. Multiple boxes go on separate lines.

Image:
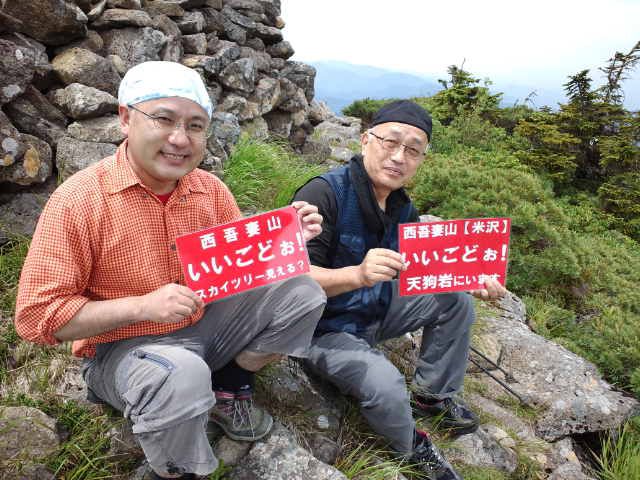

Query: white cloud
left=281, top=0, right=640, bottom=88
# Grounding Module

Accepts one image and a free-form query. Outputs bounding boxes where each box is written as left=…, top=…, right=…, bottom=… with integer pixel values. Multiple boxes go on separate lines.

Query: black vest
left=316, top=165, right=414, bottom=336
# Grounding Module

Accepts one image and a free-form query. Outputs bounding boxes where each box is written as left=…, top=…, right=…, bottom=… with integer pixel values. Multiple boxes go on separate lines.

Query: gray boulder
left=263, top=110, right=292, bottom=138
left=67, top=115, right=125, bottom=144
left=281, top=61, right=316, bottom=102
left=143, top=1, right=186, bottom=18
left=0, top=133, right=52, bottom=186
left=266, top=40, right=293, bottom=59
left=229, top=423, right=347, bottom=480
left=0, top=184, right=54, bottom=243
left=182, top=33, right=207, bottom=54
left=0, top=39, right=36, bottom=105
left=276, top=78, right=308, bottom=112
left=107, top=0, right=142, bottom=8
left=56, top=136, right=117, bottom=181
left=91, top=8, right=153, bottom=29
left=4, top=85, right=68, bottom=146
left=472, top=299, right=639, bottom=441
left=49, top=83, right=119, bottom=120
left=51, top=47, right=121, bottom=96
left=0, top=406, right=59, bottom=477
left=101, top=27, right=167, bottom=70
left=219, top=58, right=257, bottom=93
left=0, top=0, right=87, bottom=46
left=175, top=11, right=206, bottom=34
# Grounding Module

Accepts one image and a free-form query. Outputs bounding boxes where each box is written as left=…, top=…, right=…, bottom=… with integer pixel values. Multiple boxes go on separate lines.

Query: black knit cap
left=370, top=100, right=432, bottom=141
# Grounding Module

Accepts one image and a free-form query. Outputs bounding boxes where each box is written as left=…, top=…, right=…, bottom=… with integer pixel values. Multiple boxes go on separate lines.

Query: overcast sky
left=281, top=0, right=640, bottom=103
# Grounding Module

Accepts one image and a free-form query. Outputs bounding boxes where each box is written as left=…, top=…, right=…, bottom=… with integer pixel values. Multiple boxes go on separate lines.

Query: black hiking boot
left=414, top=395, right=480, bottom=435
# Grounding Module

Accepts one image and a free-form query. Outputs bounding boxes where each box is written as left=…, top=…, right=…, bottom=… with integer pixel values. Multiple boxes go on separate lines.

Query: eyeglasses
left=368, top=131, right=427, bottom=160
left=127, top=104, right=211, bottom=141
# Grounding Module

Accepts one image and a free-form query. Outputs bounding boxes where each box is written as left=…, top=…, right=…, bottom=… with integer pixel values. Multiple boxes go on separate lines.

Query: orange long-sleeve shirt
left=15, top=141, right=242, bottom=357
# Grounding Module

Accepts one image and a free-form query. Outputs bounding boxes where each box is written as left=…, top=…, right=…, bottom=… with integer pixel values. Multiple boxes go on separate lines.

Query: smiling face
left=360, top=121, right=429, bottom=206
left=119, top=96, right=209, bottom=194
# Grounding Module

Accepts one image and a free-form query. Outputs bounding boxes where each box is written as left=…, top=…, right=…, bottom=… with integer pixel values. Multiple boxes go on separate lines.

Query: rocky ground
left=1, top=290, right=637, bottom=479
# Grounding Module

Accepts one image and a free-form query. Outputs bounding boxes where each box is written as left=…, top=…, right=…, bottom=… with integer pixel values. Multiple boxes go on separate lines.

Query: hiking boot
left=210, top=390, right=273, bottom=442
left=414, top=395, right=480, bottom=435
left=408, top=429, right=462, bottom=480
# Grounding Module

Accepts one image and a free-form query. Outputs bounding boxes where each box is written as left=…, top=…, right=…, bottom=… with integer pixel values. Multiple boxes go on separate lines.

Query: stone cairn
left=0, top=0, right=339, bottom=239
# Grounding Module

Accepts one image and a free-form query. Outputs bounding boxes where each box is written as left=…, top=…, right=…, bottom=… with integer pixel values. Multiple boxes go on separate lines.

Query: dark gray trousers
left=83, top=276, right=326, bottom=476
left=305, top=283, right=474, bottom=453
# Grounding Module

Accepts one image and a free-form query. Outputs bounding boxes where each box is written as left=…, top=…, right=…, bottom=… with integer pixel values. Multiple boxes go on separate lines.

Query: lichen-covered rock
left=264, top=110, right=292, bottom=137
left=143, top=1, right=185, bottom=18
left=56, top=136, right=117, bottom=180
left=229, top=423, right=347, bottom=480
left=0, top=39, right=36, bottom=105
left=1, top=0, right=88, bottom=46
left=49, top=83, right=119, bottom=120
left=51, top=47, right=121, bottom=96
left=182, top=33, right=207, bottom=54
left=219, top=58, right=257, bottom=93
left=53, top=29, right=105, bottom=55
left=4, top=85, right=68, bottom=146
left=266, top=39, right=293, bottom=59
left=0, top=406, right=59, bottom=475
left=0, top=184, right=54, bottom=243
left=92, top=8, right=153, bottom=29
left=308, top=100, right=334, bottom=125
left=175, top=11, right=206, bottom=34
left=101, top=27, right=167, bottom=70
left=0, top=133, right=52, bottom=186
left=472, top=295, right=640, bottom=441
left=277, top=78, right=308, bottom=112
left=107, top=0, right=142, bottom=8
left=281, top=61, right=316, bottom=102
left=67, top=115, right=125, bottom=144
left=209, top=112, right=241, bottom=153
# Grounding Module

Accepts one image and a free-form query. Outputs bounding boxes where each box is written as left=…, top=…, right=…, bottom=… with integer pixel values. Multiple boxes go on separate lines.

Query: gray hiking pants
left=306, top=283, right=474, bottom=454
left=82, top=276, right=326, bottom=476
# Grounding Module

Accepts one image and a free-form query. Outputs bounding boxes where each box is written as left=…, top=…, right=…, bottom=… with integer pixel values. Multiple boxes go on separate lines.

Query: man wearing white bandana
left=16, top=61, right=327, bottom=479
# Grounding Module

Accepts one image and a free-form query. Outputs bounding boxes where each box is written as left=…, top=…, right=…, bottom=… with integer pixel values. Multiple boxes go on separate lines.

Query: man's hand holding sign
left=176, top=204, right=318, bottom=303
left=399, top=218, right=510, bottom=300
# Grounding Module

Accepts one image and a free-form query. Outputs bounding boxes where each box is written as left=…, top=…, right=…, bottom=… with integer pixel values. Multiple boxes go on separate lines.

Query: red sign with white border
left=176, top=206, right=310, bottom=303
left=399, top=217, right=511, bottom=296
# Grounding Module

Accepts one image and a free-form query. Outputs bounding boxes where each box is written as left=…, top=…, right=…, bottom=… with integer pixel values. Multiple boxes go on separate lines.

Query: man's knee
left=357, top=359, right=409, bottom=409
left=436, top=291, right=475, bottom=329
left=281, top=275, right=327, bottom=306
left=121, top=346, right=214, bottom=433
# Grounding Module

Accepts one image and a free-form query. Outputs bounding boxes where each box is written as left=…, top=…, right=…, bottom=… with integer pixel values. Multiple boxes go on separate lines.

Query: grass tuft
left=224, top=135, right=325, bottom=213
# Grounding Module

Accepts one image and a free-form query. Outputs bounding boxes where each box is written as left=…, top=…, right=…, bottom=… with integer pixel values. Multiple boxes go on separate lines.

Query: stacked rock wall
left=0, top=0, right=319, bottom=193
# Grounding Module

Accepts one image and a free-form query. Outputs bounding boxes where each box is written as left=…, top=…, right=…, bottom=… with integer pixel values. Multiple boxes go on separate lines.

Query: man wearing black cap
left=293, top=100, right=505, bottom=480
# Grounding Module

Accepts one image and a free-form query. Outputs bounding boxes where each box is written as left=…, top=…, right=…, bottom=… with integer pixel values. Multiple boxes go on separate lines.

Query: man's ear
left=118, top=105, right=130, bottom=137
left=360, top=131, right=369, bottom=151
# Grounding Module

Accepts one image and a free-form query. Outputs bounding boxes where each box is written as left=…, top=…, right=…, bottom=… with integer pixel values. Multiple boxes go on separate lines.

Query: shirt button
left=170, top=244, right=176, bottom=251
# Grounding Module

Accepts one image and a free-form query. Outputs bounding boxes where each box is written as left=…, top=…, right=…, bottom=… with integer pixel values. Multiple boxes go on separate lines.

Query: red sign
left=398, top=217, right=511, bottom=296
left=176, top=206, right=310, bottom=303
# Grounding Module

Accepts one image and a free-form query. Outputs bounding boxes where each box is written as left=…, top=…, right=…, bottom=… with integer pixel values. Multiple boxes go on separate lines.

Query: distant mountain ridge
left=311, top=61, right=440, bottom=114
left=309, top=60, right=571, bottom=114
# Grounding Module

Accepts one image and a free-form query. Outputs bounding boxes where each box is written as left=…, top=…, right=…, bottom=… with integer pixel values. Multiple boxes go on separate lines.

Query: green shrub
left=409, top=150, right=640, bottom=396
left=342, top=98, right=395, bottom=128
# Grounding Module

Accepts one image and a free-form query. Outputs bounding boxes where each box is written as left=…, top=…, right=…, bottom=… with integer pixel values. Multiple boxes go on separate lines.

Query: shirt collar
left=104, top=140, right=207, bottom=195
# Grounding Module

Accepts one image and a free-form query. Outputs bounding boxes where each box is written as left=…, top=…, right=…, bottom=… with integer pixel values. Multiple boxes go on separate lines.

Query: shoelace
left=442, top=398, right=462, bottom=417
left=232, top=396, right=256, bottom=434
left=414, top=435, right=447, bottom=469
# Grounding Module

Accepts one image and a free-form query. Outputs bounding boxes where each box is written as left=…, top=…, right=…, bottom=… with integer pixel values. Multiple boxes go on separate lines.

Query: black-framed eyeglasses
left=368, top=131, right=427, bottom=160
left=128, top=104, right=212, bottom=141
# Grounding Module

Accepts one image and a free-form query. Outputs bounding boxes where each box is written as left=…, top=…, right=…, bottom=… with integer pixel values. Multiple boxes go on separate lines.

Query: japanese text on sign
left=398, top=218, right=511, bottom=296
left=176, top=206, right=310, bottom=303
